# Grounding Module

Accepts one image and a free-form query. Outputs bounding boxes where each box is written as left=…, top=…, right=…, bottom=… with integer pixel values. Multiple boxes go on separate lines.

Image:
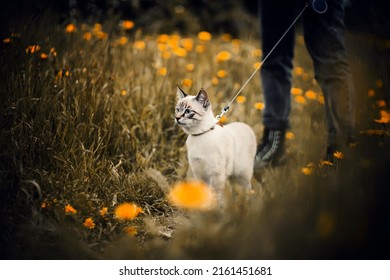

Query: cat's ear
left=195, top=88, right=210, bottom=109
left=176, top=86, right=187, bottom=99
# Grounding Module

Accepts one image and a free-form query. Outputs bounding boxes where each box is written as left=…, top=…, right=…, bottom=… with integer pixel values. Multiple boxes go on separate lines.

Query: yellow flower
left=291, top=87, right=303, bottom=95
left=254, top=102, right=265, bottom=110
left=83, top=217, right=95, bottom=229
left=220, top=33, right=232, bottom=42
left=41, top=201, right=47, bottom=208
left=285, top=131, right=295, bottom=140
left=40, top=53, right=48, bottom=60
left=294, top=66, right=304, bottom=76
left=215, top=50, right=231, bottom=62
left=65, top=23, right=76, bottom=33
left=161, top=51, right=171, bottom=59
left=65, top=204, right=77, bottom=214
left=374, top=110, right=390, bottom=124
left=168, top=180, right=215, bottom=210
left=195, top=44, right=206, bottom=53
left=133, top=40, right=146, bottom=50
left=236, top=96, right=246, bottom=104
left=124, top=226, right=138, bottom=237
left=181, top=38, right=193, bottom=51
left=294, top=95, right=306, bottom=104
left=253, top=62, right=261, bottom=69
left=320, top=160, right=334, bottom=166
left=157, top=67, right=167, bottom=76
left=376, top=100, right=387, bottom=108
left=93, top=23, right=102, bottom=32
left=114, top=203, right=143, bottom=221
left=367, top=89, right=375, bottom=97
left=301, top=167, right=313, bottom=175
left=95, top=30, right=107, bottom=40
left=83, top=32, right=92, bottom=41
left=173, top=47, right=187, bottom=57
left=217, top=70, right=228, bottom=78
left=305, top=90, right=317, bottom=100
left=118, top=36, right=128, bottom=45
left=333, top=151, right=344, bottom=159
left=157, top=34, right=169, bottom=44
left=181, top=78, right=193, bottom=87
left=3, top=38, right=12, bottom=44
left=252, top=49, right=262, bottom=57
left=198, top=31, right=212, bottom=42
left=185, top=63, right=195, bottom=72
left=211, top=77, right=219, bottom=86
left=100, top=207, right=108, bottom=217
left=121, top=20, right=134, bottom=30
left=120, top=89, right=127, bottom=96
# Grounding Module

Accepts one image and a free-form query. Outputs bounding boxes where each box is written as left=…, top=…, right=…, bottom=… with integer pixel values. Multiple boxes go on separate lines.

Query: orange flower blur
left=114, top=203, right=143, bottom=220
left=168, top=180, right=215, bottom=210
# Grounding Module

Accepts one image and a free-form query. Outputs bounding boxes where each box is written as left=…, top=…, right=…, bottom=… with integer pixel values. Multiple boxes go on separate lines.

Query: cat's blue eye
left=184, top=108, right=192, bottom=114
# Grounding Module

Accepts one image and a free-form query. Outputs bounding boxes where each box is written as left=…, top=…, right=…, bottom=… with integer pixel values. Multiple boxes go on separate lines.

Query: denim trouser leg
left=303, top=0, right=355, bottom=146
left=259, top=0, right=301, bottom=129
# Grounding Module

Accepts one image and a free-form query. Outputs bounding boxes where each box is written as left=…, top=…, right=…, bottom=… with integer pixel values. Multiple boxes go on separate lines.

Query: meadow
left=0, top=15, right=389, bottom=259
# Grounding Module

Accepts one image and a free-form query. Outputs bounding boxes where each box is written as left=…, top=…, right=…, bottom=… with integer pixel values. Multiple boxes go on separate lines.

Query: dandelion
left=124, top=226, right=138, bottom=237
left=118, top=36, right=128, bottom=45
left=211, top=77, right=219, bottom=86
left=236, top=96, right=246, bottom=104
left=65, top=23, right=76, bottom=33
left=95, top=31, right=107, bottom=40
left=305, top=90, right=317, bottom=100
left=320, top=160, right=333, bottom=166
left=114, top=203, right=143, bottom=221
left=83, top=32, right=92, bottom=41
left=173, top=47, right=187, bottom=57
left=93, top=23, right=102, bottom=32
left=253, top=62, right=261, bottom=69
left=65, top=204, right=77, bottom=214
left=41, top=201, right=47, bottom=208
left=367, top=89, right=375, bottom=97
left=317, top=95, right=325, bottom=105
left=301, top=167, right=313, bottom=175
left=252, top=49, right=262, bottom=57
left=333, top=151, right=344, bottom=160
left=220, top=33, right=232, bottom=42
left=83, top=217, right=95, bottom=229
left=294, top=67, right=304, bottom=76
left=40, top=53, right=48, bottom=60
left=182, top=78, right=193, bottom=87
left=198, top=31, right=212, bottom=42
left=376, top=100, right=387, bottom=108
left=286, top=131, right=295, bottom=140
left=185, top=63, right=195, bottom=72
left=254, top=102, right=265, bottom=110
left=50, top=47, right=57, bottom=57
left=181, top=38, right=193, bottom=51
left=291, top=87, right=303, bottom=95
left=3, top=38, right=12, bottom=44
left=195, top=44, right=206, bottom=53
left=157, top=34, right=169, bottom=44
left=294, top=95, right=306, bottom=104
left=120, top=89, right=127, bottom=96
left=100, top=207, right=108, bottom=217
left=121, top=20, right=134, bottom=30
left=157, top=67, right=167, bottom=76
left=215, top=50, right=231, bottom=62
left=168, top=180, right=215, bottom=210
left=374, top=110, right=390, bottom=124
left=217, top=70, right=228, bottom=78
left=133, top=40, right=146, bottom=50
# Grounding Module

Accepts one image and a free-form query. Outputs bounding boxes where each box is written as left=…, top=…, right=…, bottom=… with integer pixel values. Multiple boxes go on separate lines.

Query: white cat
left=175, top=87, right=257, bottom=198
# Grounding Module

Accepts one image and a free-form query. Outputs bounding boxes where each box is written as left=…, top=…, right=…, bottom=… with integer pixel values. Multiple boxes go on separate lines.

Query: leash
left=216, top=0, right=327, bottom=122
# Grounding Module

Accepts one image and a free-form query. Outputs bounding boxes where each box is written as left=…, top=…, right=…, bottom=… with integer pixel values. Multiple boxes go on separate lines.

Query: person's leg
left=303, top=0, right=355, bottom=157
left=255, top=0, right=301, bottom=167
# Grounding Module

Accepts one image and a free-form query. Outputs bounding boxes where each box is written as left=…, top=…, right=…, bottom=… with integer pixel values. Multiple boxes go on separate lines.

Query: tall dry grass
left=0, top=15, right=389, bottom=259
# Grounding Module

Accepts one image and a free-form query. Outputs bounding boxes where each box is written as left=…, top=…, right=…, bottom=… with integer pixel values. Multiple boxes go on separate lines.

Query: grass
left=0, top=15, right=389, bottom=260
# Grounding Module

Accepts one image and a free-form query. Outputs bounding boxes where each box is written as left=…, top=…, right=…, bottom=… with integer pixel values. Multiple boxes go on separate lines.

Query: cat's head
left=174, top=87, right=214, bottom=133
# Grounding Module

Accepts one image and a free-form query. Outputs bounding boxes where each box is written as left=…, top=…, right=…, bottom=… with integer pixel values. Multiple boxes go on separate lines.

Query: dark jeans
left=259, top=0, right=355, bottom=146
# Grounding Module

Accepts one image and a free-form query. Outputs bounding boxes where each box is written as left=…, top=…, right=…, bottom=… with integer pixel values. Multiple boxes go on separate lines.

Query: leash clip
left=216, top=106, right=230, bottom=121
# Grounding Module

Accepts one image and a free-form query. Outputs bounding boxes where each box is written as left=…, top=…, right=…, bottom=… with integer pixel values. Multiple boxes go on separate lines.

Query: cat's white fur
left=175, top=87, right=257, bottom=197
